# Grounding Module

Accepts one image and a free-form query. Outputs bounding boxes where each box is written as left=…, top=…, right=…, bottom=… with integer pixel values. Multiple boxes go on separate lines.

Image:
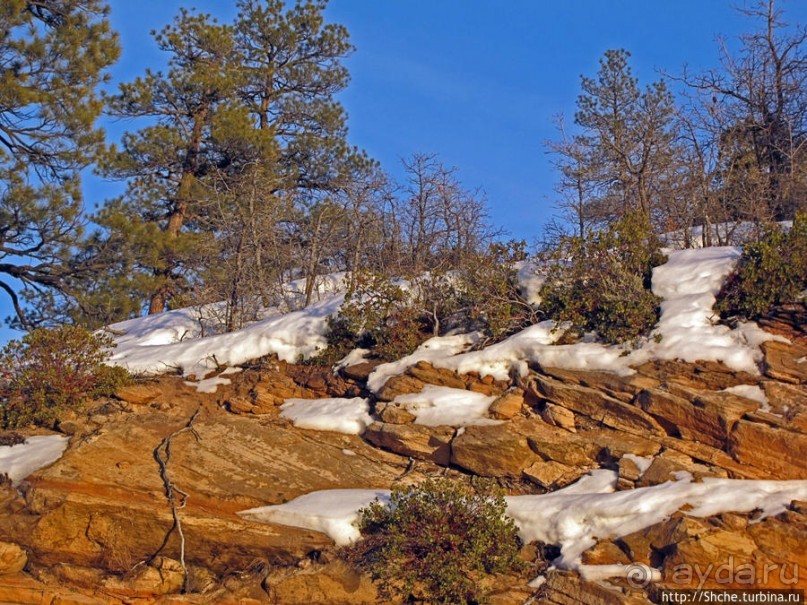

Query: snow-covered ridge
left=107, top=247, right=784, bottom=383
left=238, top=471, right=807, bottom=583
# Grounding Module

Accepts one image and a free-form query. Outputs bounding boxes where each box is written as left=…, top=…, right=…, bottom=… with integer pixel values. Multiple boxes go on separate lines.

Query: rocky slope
left=0, top=309, right=805, bottom=604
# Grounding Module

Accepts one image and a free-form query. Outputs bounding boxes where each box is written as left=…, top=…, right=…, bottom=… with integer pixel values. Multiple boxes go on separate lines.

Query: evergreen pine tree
left=0, top=0, right=119, bottom=328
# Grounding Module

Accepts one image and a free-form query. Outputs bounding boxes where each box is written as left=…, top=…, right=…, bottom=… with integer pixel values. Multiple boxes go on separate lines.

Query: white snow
left=105, top=247, right=787, bottom=392
left=239, top=471, right=807, bottom=581
left=333, top=348, right=371, bottom=372
left=0, top=435, right=70, bottom=485
left=723, top=384, right=770, bottom=412
left=280, top=397, right=373, bottom=435
left=109, top=294, right=343, bottom=378
left=505, top=472, right=807, bottom=575
left=185, top=366, right=243, bottom=393
left=238, top=489, right=390, bottom=545
left=515, top=260, right=545, bottom=305
left=364, top=247, right=784, bottom=391
left=622, top=454, right=653, bottom=477
left=392, top=385, right=500, bottom=427
left=366, top=333, right=479, bottom=393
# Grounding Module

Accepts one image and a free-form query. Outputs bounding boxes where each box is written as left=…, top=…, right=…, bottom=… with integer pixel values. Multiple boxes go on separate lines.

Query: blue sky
left=2, top=0, right=805, bottom=341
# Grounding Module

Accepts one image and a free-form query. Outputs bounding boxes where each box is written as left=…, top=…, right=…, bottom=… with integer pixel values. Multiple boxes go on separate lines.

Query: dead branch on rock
left=151, top=408, right=201, bottom=593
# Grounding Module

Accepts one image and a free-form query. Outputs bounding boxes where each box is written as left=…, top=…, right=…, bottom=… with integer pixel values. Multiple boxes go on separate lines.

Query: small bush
left=715, top=213, right=807, bottom=320
left=324, top=271, right=430, bottom=363
left=458, top=240, right=540, bottom=344
left=0, top=326, right=131, bottom=429
left=345, top=477, right=524, bottom=604
left=539, top=212, right=665, bottom=345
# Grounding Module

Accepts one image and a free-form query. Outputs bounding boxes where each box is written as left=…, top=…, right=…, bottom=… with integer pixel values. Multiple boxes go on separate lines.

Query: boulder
left=488, top=388, right=525, bottom=420
left=0, top=542, right=26, bottom=575
left=522, top=460, right=583, bottom=489
left=527, top=375, right=665, bottom=437
left=114, top=383, right=162, bottom=406
left=376, top=375, right=426, bottom=402
left=375, top=402, right=416, bottom=424
left=540, top=367, right=660, bottom=402
left=408, top=361, right=467, bottom=389
left=540, top=403, right=576, bottom=432
left=762, top=340, right=807, bottom=384
left=363, top=422, right=453, bottom=465
left=263, top=559, right=377, bottom=605
left=636, top=387, right=757, bottom=448
left=728, top=420, right=807, bottom=479
left=451, top=425, right=537, bottom=478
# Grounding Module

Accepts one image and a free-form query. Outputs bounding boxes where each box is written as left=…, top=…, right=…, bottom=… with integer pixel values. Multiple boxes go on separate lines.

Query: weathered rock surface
left=1, top=329, right=806, bottom=602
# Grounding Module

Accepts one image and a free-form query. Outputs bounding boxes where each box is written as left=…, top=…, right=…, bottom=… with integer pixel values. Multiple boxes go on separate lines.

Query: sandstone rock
left=618, top=456, right=643, bottom=482
left=104, top=556, right=184, bottom=595
left=527, top=375, right=665, bottom=437
left=588, top=429, right=662, bottom=459
left=522, top=460, right=583, bottom=489
left=645, top=515, right=709, bottom=552
left=615, top=531, right=654, bottom=566
left=635, top=359, right=759, bottom=391
left=0, top=541, right=26, bottom=575
left=761, top=381, right=807, bottom=430
left=376, top=374, right=426, bottom=402
left=375, top=403, right=416, bottom=424
left=523, top=421, right=598, bottom=468
left=762, top=340, right=807, bottom=384
left=636, top=387, right=756, bottom=448
left=340, top=361, right=382, bottom=382
left=114, top=383, right=162, bottom=405
left=659, top=437, right=764, bottom=480
left=540, top=570, right=649, bottom=605
left=540, top=403, right=576, bottom=432
left=488, top=388, right=525, bottom=420
left=263, top=559, right=377, bottom=605
left=226, top=397, right=256, bottom=415
left=581, top=541, right=630, bottom=566
left=637, top=450, right=724, bottom=487
left=363, top=422, right=453, bottom=465
left=408, top=361, right=467, bottom=389
left=728, top=420, right=807, bottom=479
left=540, top=367, right=660, bottom=402
left=451, top=424, right=536, bottom=477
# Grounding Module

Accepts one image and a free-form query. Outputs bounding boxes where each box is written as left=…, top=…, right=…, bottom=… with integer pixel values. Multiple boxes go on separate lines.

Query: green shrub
left=715, top=213, right=807, bottom=320
left=0, top=326, right=131, bottom=429
left=345, top=477, right=524, bottom=604
left=539, top=212, right=665, bottom=345
left=324, top=271, right=430, bottom=363
left=458, top=240, right=540, bottom=344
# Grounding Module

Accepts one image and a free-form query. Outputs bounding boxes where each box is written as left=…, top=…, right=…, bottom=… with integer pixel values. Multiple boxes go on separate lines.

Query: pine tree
left=93, top=0, right=368, bottom=320
left=0, top=0, right=119, bottom=328
left=573, top=49, right=680, bottom=230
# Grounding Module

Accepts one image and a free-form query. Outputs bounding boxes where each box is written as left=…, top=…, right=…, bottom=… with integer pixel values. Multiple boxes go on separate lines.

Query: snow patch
left=239, top=471, right=807, bottom=582
left=392, top=385, right=500, bottom=427
left=109, top=294, right=344, bottom=378
left=723, top=384, right=770, bottom=412
left=238, top=489, right=389, bottom=546
left=0, top=435, right=70, bottom=485
left=280, top=397, right=373, bottom=435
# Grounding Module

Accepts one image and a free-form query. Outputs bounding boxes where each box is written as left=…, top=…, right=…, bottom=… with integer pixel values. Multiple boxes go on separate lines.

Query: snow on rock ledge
left=0, top=435, right=70, bottom=485
left=238, top=471, right=807, bottom=582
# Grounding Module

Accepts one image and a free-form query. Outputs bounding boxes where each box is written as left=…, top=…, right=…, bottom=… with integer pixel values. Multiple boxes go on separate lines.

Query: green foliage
left=0, top=326, right=131, bottom=429
left=459, top=240, right=539, bottom=344
left=346, top=478, right=524, bottom=604
left=0, top=0, right=119, bottom=328
left=540, top=212, right=665, bottom=345
left=324, top=271, right=429, bottom=363
left=715, top=214, right=807, bottom=319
